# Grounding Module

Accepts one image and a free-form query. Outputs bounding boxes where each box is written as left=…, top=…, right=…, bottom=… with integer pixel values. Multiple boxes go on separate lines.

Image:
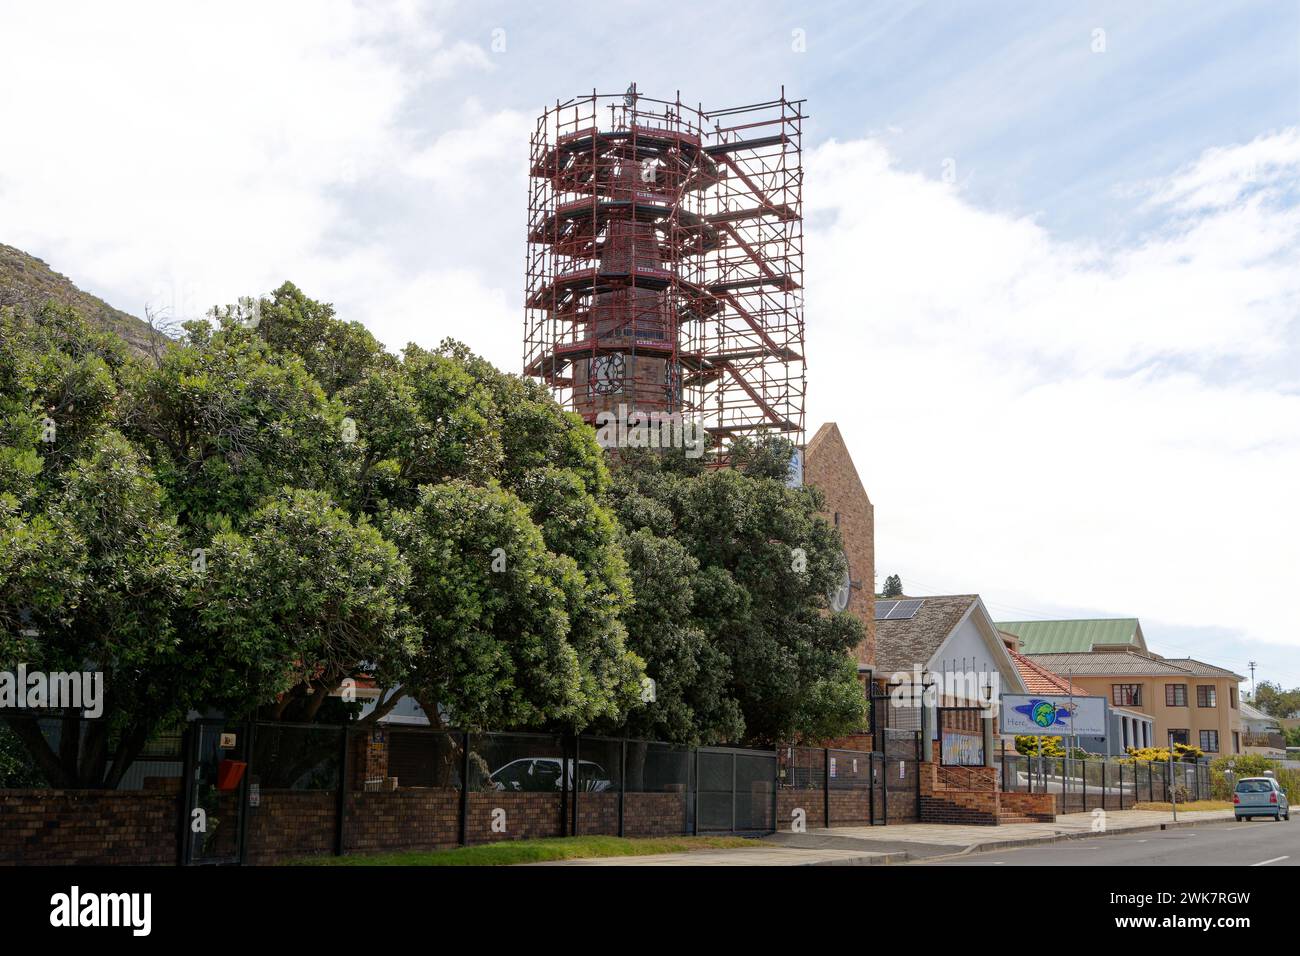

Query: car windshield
left=1235, top=780, right=1273, bottom=793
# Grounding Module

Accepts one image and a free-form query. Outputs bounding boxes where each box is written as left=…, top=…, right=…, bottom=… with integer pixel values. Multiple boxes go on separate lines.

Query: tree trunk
left=5, top=715, right=71, bottom=787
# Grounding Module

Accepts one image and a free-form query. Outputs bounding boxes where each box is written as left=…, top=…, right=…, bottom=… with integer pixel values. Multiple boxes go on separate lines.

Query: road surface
left=921, top=818, right=1297, bottom=866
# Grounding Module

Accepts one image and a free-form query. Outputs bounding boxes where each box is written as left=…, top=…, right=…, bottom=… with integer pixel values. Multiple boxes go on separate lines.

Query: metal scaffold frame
left=524, top=85, right=806, bottom=451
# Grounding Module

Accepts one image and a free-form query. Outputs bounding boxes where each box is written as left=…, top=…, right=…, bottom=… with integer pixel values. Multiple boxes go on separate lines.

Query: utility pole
left=1248, top=661, right=1256, bottom=701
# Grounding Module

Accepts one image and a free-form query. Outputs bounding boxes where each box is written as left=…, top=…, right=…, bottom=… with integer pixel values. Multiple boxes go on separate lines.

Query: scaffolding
left=524, top=85, right=806, bottom=452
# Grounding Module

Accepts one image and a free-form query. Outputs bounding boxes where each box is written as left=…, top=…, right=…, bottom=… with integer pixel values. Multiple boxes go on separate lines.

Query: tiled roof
left=1027, top=651, right=1243, bottom=681
left=1159, top=657, right=1246, bottom=680
left=995, top=618, right=1142, bottom=654
left=873, top=594, right=979, bottom=677
left=1239, top=701, right=1278, bottom=724
left=1010, top=651, right=1080, bottom=695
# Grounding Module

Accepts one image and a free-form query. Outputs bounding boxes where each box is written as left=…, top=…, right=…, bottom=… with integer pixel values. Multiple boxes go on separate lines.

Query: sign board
left=1001, top=694, right=1107, bottom=738
left=941, top=731, right=984, bottom=766
left=219, top=733, right=236, bottom=749
left=248, top=783, right=260, bottom=807
left=829, top=756, right=837, bottom=779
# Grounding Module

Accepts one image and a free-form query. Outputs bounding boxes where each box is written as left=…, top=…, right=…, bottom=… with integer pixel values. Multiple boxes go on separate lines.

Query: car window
left=1235, top=780, right=1272, bottom=793
left=491, top=760, right=529, bottom=787
left=532, top=760, right=563, bottom=788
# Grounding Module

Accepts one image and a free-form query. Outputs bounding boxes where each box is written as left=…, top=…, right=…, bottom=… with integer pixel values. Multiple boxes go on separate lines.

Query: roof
left=995, top=618, right=1143, bottom=654
left=1240, top=701, right=1280, bottom=724
left=1026, top=651, right=1244, bottom=681
left=1111, top=704, right=1152, bottom=720
left=1009, top=650, right=1080, bottom=695
left=874, top=594, right=980, bottom=676
left=1161, top=657, right=1247, bottom=679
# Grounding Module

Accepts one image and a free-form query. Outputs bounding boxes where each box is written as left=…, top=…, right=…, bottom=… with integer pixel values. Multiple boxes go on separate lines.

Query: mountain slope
left=0, top=243, right=157, bottom=354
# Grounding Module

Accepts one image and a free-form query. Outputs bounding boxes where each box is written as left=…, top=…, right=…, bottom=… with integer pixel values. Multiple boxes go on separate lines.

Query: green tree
left=1251, top=681, right=1300, bottom=719
left=0, top=288, right=652, bottom=786
left=384, top=480, right=642, bottom=730
left=882, top=574, right=903, bottom=598
left=607, top=440, right=867, bottom=745
left=192, top=488, right=419, bottom=723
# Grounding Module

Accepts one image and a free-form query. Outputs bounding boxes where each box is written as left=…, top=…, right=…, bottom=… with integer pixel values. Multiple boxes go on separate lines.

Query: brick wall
left=0, top=790, right=177, bottom=865
left=828, top=788, right=872, bottom=824
left=777, top=789, right=825, bottom=830
left=886, top=789, right=919, bottom=823
left=575, top=792, right=619, bottom=835
left=343, top=790, right=461, bottom=854
left=805, top=423, right=875, bottom=670
left=245, top=790, right=337, bottom=864
left=465, top=792, right=563, bottom=843
left=622, top=791, right=689, bottom=837
left=915, top=741, right=1056, bottom=824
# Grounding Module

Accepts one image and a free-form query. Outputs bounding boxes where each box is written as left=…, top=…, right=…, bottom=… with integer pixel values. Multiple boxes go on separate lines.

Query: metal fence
left=10, top=715, right=905, bottom=864
left=996, top=749, right=1211, bottom=811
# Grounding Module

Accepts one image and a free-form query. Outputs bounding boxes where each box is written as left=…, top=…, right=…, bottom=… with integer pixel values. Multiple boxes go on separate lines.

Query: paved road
left=921, top=818, right=1299, bottom=866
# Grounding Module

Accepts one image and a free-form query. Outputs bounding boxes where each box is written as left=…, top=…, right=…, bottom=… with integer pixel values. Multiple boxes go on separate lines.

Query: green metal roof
left=994, top=618, right=1142, bottom=654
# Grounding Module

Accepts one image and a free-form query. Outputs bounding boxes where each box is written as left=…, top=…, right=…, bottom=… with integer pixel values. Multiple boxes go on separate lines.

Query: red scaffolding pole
left=524, top=85, right=806, bottom=452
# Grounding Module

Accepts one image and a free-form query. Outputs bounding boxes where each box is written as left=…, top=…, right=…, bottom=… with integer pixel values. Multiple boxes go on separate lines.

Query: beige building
left=1027, top=647, right=1244, bottom=756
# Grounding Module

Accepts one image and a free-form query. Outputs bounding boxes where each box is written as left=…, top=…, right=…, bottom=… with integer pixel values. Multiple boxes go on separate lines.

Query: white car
left=488, top=758, right=613, bottom=792
left=1233, top=777, right=1290, bottom=822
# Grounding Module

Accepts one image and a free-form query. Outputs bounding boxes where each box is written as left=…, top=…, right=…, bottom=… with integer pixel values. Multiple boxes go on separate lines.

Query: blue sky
left=2, top=0, right=1298, bottom=694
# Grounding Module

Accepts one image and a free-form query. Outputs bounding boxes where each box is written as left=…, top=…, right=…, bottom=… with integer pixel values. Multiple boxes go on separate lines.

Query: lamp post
left=1167, top=731, right=1178, bottom=822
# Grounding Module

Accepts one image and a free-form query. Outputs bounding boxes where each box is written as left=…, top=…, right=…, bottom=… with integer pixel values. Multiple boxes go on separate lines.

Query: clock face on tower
left=829, top=550, right=851, bottom=613
left=589, top=353, right=625, bottom=395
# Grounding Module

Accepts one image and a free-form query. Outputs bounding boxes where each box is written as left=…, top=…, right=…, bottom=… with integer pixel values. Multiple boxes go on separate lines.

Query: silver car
left=1233, top=777, right=1291, bottom=822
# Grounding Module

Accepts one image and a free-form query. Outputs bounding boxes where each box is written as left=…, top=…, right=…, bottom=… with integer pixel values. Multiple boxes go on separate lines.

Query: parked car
left=488, top=758, right=613, bottom=792
left=1233, top=777, right=1290, bottom=821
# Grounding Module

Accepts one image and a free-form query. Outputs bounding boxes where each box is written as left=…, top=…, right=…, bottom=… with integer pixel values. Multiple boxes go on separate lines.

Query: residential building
left=874, top=594, right=1029, bottom=726
left=997, top=617, right=1145, bottom=654
left=1023, top=647, right=1243, bottom=756
left=999, top=631, right=1153, bottom=756
left=1239, top=701, right=1285, bottom=754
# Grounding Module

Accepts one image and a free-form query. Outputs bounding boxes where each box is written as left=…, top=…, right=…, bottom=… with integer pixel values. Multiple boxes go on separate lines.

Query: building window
left=1232, top=731, right=1240, bottom=754
left=1230, top=687, right=1238, bottom=709
left=1112, top=684, right=1142, bottom=707
left=1165, top=684, right=1188, bottom=707
left=1168, top=728, right=1190, bottom=746
left=1196, top=685, right=1217, bottom=708
left=1199, top=730, right=1220, bottom=753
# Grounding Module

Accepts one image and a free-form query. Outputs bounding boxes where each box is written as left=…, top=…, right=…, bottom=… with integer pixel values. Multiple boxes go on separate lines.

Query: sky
left=1, top=0, right=1298, bottom=692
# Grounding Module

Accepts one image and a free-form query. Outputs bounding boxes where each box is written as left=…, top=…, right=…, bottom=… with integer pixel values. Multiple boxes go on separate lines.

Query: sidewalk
left=538, top=809, right=1234, bottom=866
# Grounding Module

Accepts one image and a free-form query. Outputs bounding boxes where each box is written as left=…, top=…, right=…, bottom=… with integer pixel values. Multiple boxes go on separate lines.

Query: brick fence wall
left=0, top=790, right=178, bottom=865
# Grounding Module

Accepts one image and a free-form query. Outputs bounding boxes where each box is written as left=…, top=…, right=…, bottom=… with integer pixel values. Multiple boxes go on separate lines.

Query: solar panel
left=892, top=599, right=924, bottom=619
left=876, top=599, right=924, bottom=621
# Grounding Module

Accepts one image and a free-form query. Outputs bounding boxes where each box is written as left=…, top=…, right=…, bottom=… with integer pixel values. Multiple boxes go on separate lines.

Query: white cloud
left=806, top=129, right=1300, bottom=651
left=0, top=0, right=493, bottom=327
left=2, top=2, right=1296, bottom=665
left=1144, top=127, right=1300, bottom=212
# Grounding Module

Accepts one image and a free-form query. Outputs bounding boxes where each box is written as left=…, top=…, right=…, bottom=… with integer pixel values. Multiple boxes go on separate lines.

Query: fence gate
left=695, top=747, right=776, bottom=834
left=182, top=719, right=249, bottom=865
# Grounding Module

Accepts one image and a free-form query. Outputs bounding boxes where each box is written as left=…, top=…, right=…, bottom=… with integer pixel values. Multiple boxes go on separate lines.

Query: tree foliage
left=606, top=441, right=867, bottom=745
left=1, top=282, right=869, bottom=786
left=1251, top=681, right=1300, bottom=719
